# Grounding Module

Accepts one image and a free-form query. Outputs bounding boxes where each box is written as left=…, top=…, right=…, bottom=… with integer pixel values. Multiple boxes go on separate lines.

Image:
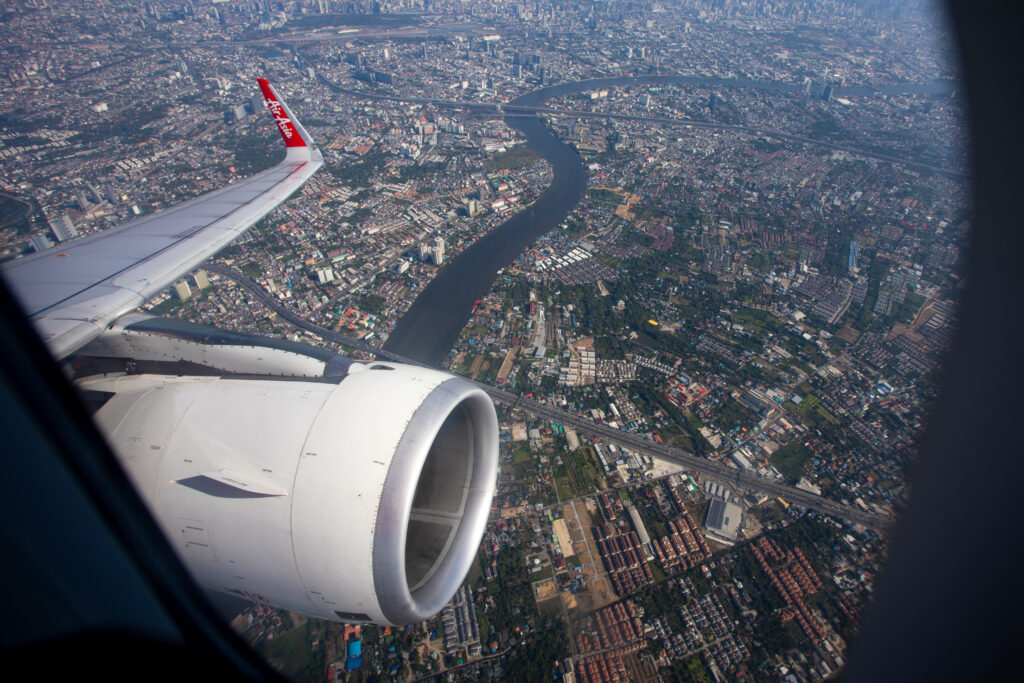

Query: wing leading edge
left=1, top=79, right=323, bottom=360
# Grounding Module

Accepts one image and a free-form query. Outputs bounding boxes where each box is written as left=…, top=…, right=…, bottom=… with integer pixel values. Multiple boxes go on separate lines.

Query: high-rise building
left=423, top=237, right=445, bottom=266
left=87, top=182, right=103, bottom=204
left=173, top=279, right=192, bottom=301
left=194, top=269, right=211, bottom=290
left=227, top=104, right=248, bottom=124
left=51, top=213, right=78, bottom=242
left=75, top=190, right=91, bottom=212
left=30, top=235, right=53, bottom=252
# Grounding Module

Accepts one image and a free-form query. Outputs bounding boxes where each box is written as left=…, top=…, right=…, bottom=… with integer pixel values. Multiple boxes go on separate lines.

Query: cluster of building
left=574, top=601, right=646, bottom=683
left=593, top=524, right=656, bottom=597
left=751, top=536, right=828, bottom=645
left=440, top=584, right=482, bottom=657
left=652, top=516, right=711, bottom=570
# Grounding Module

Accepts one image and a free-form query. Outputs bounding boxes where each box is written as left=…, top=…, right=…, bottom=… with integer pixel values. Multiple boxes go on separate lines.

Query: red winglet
left=258, top=78, right=307, bottom=148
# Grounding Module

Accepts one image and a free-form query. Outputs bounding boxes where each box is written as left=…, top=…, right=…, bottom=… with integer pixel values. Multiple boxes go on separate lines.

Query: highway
left=205, top=264, right=893, bottom=532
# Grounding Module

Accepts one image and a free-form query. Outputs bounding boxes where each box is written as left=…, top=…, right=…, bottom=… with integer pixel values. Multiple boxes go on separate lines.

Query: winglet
left=257, top=78, right=316, bottom=158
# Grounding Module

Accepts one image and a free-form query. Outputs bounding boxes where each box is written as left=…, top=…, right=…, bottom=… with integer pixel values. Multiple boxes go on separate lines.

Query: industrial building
left=704, top=497, right=744, bottom=544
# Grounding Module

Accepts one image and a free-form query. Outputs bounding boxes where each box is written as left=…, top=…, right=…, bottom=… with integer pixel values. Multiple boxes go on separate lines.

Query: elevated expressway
left=206, top=264, right=894, bottom=532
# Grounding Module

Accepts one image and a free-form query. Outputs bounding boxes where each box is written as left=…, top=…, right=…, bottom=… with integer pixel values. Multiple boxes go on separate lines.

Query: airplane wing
left=1, top=79, right=323, bottom=360
left=0, top=78, right=499, bottom=627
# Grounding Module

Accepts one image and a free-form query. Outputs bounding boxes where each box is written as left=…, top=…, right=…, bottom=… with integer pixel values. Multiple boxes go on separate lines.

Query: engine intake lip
left=372, top=377, right=498, bottom=624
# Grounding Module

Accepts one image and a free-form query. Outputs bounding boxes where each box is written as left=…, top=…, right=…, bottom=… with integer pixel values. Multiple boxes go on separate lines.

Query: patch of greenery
left=146, top=298, right=181, bottom=316
left=711, top=396, right=758, bottom=433
left=502, top=619, right=566, bottom=681
left=892, top=289, right=926, bottom=323
left=0, top=111, right=61, bottom=134
left=553, top=448, right=602, bottom=499
left=226, top=128, right=279, bottom=176
left=69, top=104, right=171, bottom=146
left=822, top=235, right=849, bottom=277
left=259, top=620, right=325, bottom=683
left=486, top=145, right=540, bottom=172
left=794, top=393, right=839, bottom=427
left=586, top=187, right=624, bottom=204
left=770, top=441, right=812, bottom=482
left=359, top=292, right=385, bottom=314
left=396, top=162, right=438, bottom=181
left=732, top=307, right=785, bottom=337
left=632, top=385, right=711, bottom=455
left=808, top=112, right=853, bottom=142
left=327, top=149, right=391, bottom=188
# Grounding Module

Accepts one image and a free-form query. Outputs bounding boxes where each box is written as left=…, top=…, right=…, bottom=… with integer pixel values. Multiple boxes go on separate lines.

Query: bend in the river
left=381, top=75, right=957, bottom=366
left=383, top=85, right=590, bottom=366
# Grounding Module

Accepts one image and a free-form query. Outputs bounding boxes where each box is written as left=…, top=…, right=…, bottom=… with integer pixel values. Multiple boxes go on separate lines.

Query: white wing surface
left=2, top=79, right=323, bottom=359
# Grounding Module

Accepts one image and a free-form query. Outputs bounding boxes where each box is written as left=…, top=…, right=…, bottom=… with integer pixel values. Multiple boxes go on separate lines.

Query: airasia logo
left=265, top=98, right=293, bottom=139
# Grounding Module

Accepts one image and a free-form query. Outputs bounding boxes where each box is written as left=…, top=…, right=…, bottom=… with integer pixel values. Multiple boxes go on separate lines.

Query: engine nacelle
left=80, top=363, right=498, bottom=625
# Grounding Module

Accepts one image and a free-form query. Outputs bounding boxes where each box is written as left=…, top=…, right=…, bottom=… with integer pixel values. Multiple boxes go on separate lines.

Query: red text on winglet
left=257, top=78, right=307, bottom=148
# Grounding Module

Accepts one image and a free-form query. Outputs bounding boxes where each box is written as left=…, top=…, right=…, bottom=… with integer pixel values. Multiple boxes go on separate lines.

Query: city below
left=1, top=1, right=967, bottom=682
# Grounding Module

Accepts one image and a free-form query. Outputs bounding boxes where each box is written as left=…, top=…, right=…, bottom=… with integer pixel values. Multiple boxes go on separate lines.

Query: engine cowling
left=80, top=362, right=498, bottom=625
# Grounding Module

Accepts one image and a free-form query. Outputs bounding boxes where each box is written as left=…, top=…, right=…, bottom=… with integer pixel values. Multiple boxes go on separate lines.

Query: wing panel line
left=26, top=160, right=313, bottom=319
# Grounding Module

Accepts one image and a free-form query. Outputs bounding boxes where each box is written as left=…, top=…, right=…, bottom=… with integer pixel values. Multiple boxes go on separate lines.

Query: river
left=382, top=90, right=590, bottom=366
left=381, top=75, right=957, bottom=366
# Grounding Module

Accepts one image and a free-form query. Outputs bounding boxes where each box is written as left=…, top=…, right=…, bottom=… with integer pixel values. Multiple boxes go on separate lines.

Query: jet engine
left=73, top=317, right=498, bottom=625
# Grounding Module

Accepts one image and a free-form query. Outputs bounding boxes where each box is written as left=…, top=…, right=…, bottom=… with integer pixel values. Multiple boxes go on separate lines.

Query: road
left=505, top=105, right=962, bottom=180
left=0, top=191, right=37, bottom=231
left=411, top=644, right=513, bottom=683
left=205, top=264, right=893, bottom=532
